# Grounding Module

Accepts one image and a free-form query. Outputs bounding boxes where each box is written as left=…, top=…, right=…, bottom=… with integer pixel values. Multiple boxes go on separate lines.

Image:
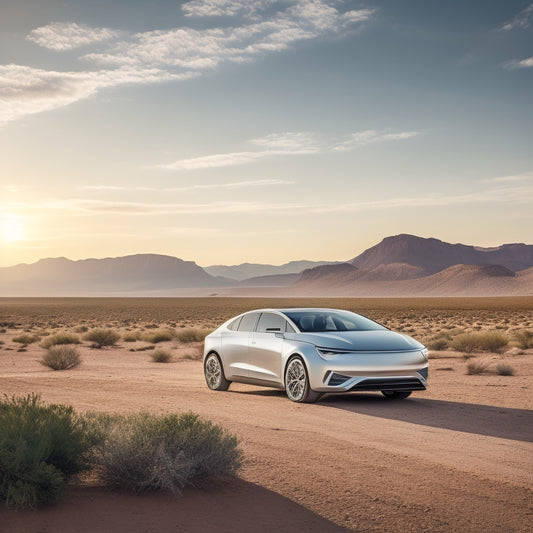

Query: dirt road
left=1, top=348, right=532, bottom=532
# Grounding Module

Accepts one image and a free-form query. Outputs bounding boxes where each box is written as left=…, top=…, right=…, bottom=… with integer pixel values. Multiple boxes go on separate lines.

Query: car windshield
left=283, top=310, right=387, bottom=333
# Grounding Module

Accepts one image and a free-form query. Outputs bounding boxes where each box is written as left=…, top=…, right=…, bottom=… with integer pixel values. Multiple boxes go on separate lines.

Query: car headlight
left=316, top=347, right=348, bottom=358
left=421, top=348, right=429, bottom=361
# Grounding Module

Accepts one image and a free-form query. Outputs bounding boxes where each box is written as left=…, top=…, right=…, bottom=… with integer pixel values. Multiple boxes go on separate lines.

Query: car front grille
left=350, top=378, right=425, bottom=391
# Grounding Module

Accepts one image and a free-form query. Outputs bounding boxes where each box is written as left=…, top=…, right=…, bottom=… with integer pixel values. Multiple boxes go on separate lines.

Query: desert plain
left=1, top=296, right=532, bottom=532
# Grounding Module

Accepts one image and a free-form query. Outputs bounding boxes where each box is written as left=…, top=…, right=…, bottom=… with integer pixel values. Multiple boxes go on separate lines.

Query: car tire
left=285, top=356, right=322, bottom=403
left=381, top=390, right=412, bottom=400
left=204, top=353, right=230, bottom=391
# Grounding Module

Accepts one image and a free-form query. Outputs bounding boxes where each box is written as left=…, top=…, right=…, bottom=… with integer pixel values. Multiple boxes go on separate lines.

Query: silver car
left=203, top=308, right=428, bottom=403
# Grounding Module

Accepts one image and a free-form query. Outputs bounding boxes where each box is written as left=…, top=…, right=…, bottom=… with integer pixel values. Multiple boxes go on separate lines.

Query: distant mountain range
left=1, top=234, right=532, bottom=296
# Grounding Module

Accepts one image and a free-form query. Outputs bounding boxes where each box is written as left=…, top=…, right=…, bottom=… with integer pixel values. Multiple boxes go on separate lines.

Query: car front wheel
left=285, top=357, right=322, bottom=403
left=204, top=353, right=230, bottom=391
left=381, top=390, right=412, bottom=400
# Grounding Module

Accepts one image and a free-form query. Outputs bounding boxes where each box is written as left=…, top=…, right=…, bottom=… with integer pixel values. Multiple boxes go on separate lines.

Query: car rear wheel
left=381, top=390, right=412, bottom=400
left=285, top=357, right=322, bottom=403
left=204, top=353, right=230, bottom=391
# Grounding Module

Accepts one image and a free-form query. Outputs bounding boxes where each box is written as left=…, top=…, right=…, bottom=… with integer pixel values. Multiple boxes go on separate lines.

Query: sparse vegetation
left=150, top=349, right=172, bottom=363
left=451, top=333, right=479, bottom=355
left=84, top=328, right=120, bottom=348
left=514, top=330, right=533, bottom=349
left=91, top=412, right=242, bottom=494
left=142, top=330, right=175, bottom=344
left=12, top=333, right=41, bottom=345
left=0, top=394, right=94, bottom=508
left=41, top=346, right=81, bottom=371
left=175, top=328, right=210, bottom=343
left=123, top=331, right=142, bottom=342
left=496, top=363, right=515, bottom=376
left=41, top=333, right=81, bottom=349
left=466, top=358, right=491, bottom=375
left=476, top=331, right=509, bottom=353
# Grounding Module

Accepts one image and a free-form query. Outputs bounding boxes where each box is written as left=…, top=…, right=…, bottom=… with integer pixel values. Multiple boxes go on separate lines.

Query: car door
left=221, top=312, right=260, bottom=379
left=248, top=312, right=286, bottom=383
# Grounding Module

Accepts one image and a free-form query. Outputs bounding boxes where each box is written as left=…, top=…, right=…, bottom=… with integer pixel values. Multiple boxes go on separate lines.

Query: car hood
left=293, top=330, right=424, bottom=352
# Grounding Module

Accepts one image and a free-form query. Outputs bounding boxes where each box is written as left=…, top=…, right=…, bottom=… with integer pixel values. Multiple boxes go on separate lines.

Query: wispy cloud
left=27, top=22, right=121, bottom=51
left=0, top=64, right=195, bottom=125
left=159, top=129, right=420, bottom=170
left=2, top=1, right=374, bottom=125
left=82, top=178, right=293, bottom=191
left=500, top=3, right=533, bottom=31
left=483, top=171, right=533, bottom=183
left=505, top=56, right=533, bottom=69
left=332, top=130, right=420, bottom=151
left=7, top=175, right=532, bottom=218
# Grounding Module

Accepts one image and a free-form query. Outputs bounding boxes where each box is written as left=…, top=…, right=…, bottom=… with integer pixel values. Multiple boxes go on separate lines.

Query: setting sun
left=2, top=214, right=23, bottom=243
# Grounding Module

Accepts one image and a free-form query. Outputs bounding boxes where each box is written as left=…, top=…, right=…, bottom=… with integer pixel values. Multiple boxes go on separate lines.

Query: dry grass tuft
left=13, top=333, right=41, bottom=345
left=496, top=363, right=515, bottom=376
left=150, top=349, right=172, bottom=363
left=142, top=330, right=175, bottom=344
left=175, top=328, right=210, bottom=343
left=466, top=358, right=491, bottom=375
left=41, top=345, right=81, bottom=371
left=41, top=333, right=81, bottom=349
left=84, top=329, right=120, bottom=348
left=514, top=330, right=533, bottom=349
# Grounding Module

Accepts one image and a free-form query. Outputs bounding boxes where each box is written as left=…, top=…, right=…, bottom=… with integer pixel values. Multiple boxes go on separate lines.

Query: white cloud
left=27, top=22, right=120, bottom=51
left=483, top=171, right=533, bottom=183
left=2, top=2, right=374, bottom=125
left=505, top=56, right=533, bottom=69
left=159, top=129, right=420, bottom=170
left=332, top=130, right=420, bottom=151
left=0, top=64, right=196, bottom=125
left=500, top=3, right=533, bottom=31
left=82, top=179, right=293, bottom=191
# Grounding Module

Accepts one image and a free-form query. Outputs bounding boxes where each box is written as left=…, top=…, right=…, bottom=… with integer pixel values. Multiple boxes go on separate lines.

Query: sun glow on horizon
left=2, top=214, right=24, bottom=243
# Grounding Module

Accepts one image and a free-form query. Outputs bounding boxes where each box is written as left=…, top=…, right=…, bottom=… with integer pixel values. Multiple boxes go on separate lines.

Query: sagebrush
left=0, top=394, right=95, bottom=508
left=41, top=333, right=81, bottom=349
left=41, top=345, right=81, bottom=371
left=84, top=329, right=120, bottom=348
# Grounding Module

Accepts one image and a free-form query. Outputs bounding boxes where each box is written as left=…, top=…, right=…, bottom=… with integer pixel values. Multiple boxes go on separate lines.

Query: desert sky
left=1, top=0, right=532, bottom=267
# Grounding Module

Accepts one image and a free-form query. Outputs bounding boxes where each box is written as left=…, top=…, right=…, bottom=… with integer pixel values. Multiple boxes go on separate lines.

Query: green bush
left=41, top=346, right=81, bottom=371
left=175, top=328, right=210, bottom=343
left=142, top=330, right=174, bottom=344
left=13, top=333, right=41, bottom=345
left=151, top=349, right=172, bottom=363
left=0, top=394, right=94, bottom=508
left=84, top=329, right=120, bottom=348
left=514, top=330, right=533, bottom=349
left=41, top=333, right=80, bottom=349
left=92, top=412, right=242, bottom=494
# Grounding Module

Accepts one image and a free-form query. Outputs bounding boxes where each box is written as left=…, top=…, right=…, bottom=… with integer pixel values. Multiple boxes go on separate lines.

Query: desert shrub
left=496, top=363, right=515, bottom=376
left=514, top=330, right=533, bottom=349
left=175, top=328, right=210, bottom=343
left=142, top=330, right=174, bottom=344
left=91, top=412, right=242, bottom=494
left=426, top=335, right=449, bottom=351
left=475, top=331, right=509, bottom=353
left=83, top=329, right=120, bottom=348
left=41, top=333, right=80, bottom=349
left=151, top=349, right=172, bottom=363
left=41, top=346, right=81, bottom=371
left=123, top=331, right=142, bottom=342
left=0, top=394, right=94, bottom=508
left=451, top=333, right=479, bottom=355
left=75, top=325, right=88, bottom=333
left=466, top=358, right=490, bottom=375
left=13, top=333, right=41, bottom=345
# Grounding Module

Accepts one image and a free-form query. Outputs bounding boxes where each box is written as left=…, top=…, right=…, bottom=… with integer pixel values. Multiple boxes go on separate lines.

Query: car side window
left=226, top=317, right=242, bottom=331
left=237, top=312, right=260, bottom=332
left=256, top=313, right=286, bottom=333
left=285, top=321, right=296, bottom=333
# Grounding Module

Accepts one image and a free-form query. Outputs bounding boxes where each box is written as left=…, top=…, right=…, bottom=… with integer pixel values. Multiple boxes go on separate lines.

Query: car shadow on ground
left=319, top=394, right=533, bottom=443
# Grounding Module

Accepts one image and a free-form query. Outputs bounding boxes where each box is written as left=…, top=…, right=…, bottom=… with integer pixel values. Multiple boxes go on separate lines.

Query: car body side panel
left=248, top=332, right=284, bottom=382
left=220, top=330, right=250, bottom=379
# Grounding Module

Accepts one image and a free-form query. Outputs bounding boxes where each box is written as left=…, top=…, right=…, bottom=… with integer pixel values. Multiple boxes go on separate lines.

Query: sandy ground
left=1, top=343, right=532, bottom=532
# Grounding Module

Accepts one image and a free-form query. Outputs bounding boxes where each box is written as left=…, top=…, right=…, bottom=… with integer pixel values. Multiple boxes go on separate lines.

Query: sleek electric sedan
left=203, top=308, right=428, bottom=403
